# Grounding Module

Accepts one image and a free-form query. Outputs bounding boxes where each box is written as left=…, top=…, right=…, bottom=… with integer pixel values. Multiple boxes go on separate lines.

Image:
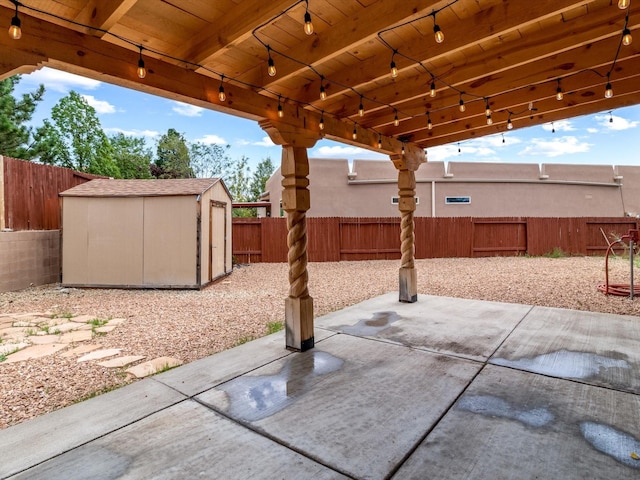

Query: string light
left=622, top=27, right=632, bottom=46
left=378, top=135, right=382, bottom=149
left=394, top=110, right=399, bottom=127
left=319, top=82, right=327, bottom=101
left=609, top=111, right=614, bottom=123
left=390, top=51, right=398, bottom=78
left=267, top=46, right=276, bottom=77
left=277, top=95, right=284, bottom=118
left=218, top=75, right=226, bottom=101
left=427, top=111, right=432, bottom=130
left=358, top=96, right=364, bottom=117
left=486, top=114, right=493, bottom=125
left=8, top=0, right=21, bottom=40
left=507, top=117, right=513, bottom=130
left=457, top=143, right=461, bottom=154
left=618, top=0, right=630, bottom=9
left=551, top=122, right=555, bottom=133
left=502, top=133, right=505, bottom=144
left=352, top=124, right=358, bottom=140
left=137, top=46, right=146, bottom=79
left=459, top=94, right=466, bottom=113
left=319, top=111, right=325, bottom=130
left=484, top=99, right=491, bottom=116
left=430, top=79, right=436, bottom=98
left=304, top=1, right=314, bottom=35
left=605, top=76, right=613, bottom=98
left=556, top=79, right=563, bottom=101
left=401, top=143, right=405, bottom=155
left=433, top=14, right=444, bottom=43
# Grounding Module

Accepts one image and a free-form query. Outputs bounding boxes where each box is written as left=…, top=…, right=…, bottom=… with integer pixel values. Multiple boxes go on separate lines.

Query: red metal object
left=597, top=229, right=640, bottom=297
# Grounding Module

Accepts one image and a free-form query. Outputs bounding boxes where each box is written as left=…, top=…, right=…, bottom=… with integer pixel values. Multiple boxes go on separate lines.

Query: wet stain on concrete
left=456, top=394, right=554, bottom=428
left=220, top=351, right=344, bottom=422
left=341, top=311, right=401, bottom=336
left=490, top=349, right=630, bottom=379
left=580, top=422, right=640, bottom=468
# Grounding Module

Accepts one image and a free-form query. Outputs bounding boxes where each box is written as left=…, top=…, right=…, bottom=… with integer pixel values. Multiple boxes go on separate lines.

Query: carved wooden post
left=260, top=120, right=319, bottom=351
left=391, top=154, right=418, bottom=303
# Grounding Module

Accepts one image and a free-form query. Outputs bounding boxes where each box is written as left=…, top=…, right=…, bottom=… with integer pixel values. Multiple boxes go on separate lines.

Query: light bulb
left=618, top=0, right=630, bottom=9
left=218, top=84, right=226, bottom=102
left=378, top=137, right=382, bottom=149
left=486, top=114, right=493, bottom=126
left=507, top=119, right=513, bottom=130
left=552, top=123, right=555, bottom=133
left=485, top=104, right=491, bottom=116
left=277, top=99, right=284, bottom=118
left=320, top=85, right=327, bottom=101
left=358, top=99, right=364, bottom=117
left=623, top=28, right=632, bottom=46
left=352, top=127, right=357, bottom=140
left=268, top=57, right=276, bottom=77
left=304, top=11, right=313, bottom=35
left=394, top=112, right=399, bottom=127
left=556, top=86, right=563, bottom=101
left=137, top=58, right=146, bottom=79
left=605, top=82, right=613, bottom=98
left=459, top=98, right=465, bottom=113
left=319, top=116, right=324, bottom=130
left=8, top=15, right=21, bottom=40
left=401, top=144, right=405, bottom=155
left=428, top=119, right=433, bottom=130
left=430, top=81, right=436, bottom=98
left=390, top=60, right=398, bottom=79
left=434, top=24, right=444, bottom=43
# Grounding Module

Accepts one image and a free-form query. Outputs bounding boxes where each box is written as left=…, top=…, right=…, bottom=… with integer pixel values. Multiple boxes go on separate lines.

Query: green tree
left=34, top=91, right=119, bottom=177
left=153, top=128, right=192, bottom=178
left=190, top=142, right=234, bottom=179
left=248, top=157, right=274, bottom=201
left=110, top=133, right=152, bottom=178
left=0, top=76, right=45, bottom=159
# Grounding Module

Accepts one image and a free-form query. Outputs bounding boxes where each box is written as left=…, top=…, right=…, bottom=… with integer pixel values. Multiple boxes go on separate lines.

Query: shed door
left=210, top=201, right=227, bottom=280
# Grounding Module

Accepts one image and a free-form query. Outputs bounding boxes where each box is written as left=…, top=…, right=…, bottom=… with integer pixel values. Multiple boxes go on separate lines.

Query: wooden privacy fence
left=232, top=217, right=640, bottom=263
left=1, top=156, right=102, bottom=231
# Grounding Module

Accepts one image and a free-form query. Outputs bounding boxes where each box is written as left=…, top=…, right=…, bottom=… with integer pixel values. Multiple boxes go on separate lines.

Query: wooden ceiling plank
left=73, top=0, right=138, bottom=36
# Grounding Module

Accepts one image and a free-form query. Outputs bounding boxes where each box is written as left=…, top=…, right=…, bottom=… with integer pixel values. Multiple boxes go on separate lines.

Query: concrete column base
left=285, top=295, right=315, bottom=351
left=399, top=267, right=417, bottom=303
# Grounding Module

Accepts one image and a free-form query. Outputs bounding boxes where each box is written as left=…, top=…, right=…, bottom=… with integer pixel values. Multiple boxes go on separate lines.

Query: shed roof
left=60, top=178, right=225, bottom=198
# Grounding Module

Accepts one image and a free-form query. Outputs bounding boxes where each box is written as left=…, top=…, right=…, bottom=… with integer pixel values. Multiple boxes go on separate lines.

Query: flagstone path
left=0, top=312, right=181, bottom=378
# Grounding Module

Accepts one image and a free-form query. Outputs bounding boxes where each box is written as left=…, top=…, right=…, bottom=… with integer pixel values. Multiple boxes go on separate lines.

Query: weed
left=52, top=312, right=74, bottom=319
left=74, top=384, right=122, bottom=403
left=266, top=321, right=284, bottom=335
left=25, top=328, right=36, bottom=337
left=234, top=335, right=256, bottom=346
left=0, top=347, right=20, bottom=362
left=156, top=362, right=177, bottom=375
left=544, top=247, right=567, bottom=258
left=39, top=324, right=50, bottom=334
left=89, top=318, right=109, bottom=336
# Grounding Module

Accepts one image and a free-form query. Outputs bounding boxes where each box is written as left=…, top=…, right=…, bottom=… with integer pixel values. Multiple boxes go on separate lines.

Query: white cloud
left=595, top=114, right=639, bottom=131
left=253, top=136, right=277, bottom=147
left=22, top=67, right=101, bottom=93
left=235, top=139, right=251, bottom=146
left=587, top=128, right=598, bottom=133
left=104, top=127, right=160, bottom=138
left=542, top=120, right=575, bottom=132
left=81, top=95, right=116, bottom=114
left=518, top=136, right=592, bottom=158
left=172, top=102, right=204, bottom=117
left=197, top=134, right=227, bottom=145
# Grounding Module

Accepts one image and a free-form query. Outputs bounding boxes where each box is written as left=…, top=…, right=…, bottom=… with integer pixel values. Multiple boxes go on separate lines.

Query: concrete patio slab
left=316, top=292, right=532, bottom=361
left=0, top=379, right=186, bottom=479
left=155, top=327, right=336, bottom=397
left=491, top=306, right=640, bottom=393
left=10, top=400, right=348, bottom=480
left=393, top=364, right=640, bottom=479
left=198, top=333, right=481, bottom=479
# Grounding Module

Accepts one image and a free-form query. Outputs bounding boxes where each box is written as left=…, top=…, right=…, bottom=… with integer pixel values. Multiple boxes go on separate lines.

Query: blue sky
left=13, top=67, right=640, bottom=172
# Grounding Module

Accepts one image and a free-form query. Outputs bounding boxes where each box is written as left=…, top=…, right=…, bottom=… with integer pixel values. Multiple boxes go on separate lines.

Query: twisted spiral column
left=400, top=209, right=415, bottom=269
left=287, top=210, right=309, bottom=298
left=396, top=167, right=418, bottom=303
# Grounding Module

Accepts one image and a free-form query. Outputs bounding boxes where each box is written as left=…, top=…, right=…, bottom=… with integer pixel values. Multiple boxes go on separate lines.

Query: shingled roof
left=60, top=178, right=224, bottom=197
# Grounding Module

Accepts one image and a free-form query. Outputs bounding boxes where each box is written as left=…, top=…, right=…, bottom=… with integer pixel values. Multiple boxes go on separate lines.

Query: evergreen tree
left=153, top=128, right=193, bottom=178
left=0, top=76, right=45, bottom=159
left=248, top=157, right=274, bottom=201
left=110, top=133, right=152, bottom=178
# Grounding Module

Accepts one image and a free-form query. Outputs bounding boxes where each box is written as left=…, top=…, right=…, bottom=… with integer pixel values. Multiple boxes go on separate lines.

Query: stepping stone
left=98, top=355, right=146, bottom=368
left=69, top=314, right=98, bottom=324
left=3, top=343, right=67, bottom=363
left=45, top=322, right=81, bottom=333
left=95, top=325, right=117, bottom=334
left=126, top=357, right=183, bottom=378
left=60, top=344, right=102, bottom=358
left=78, top=348, right=122, bottom=362
left=30, top=335, right=60, bottom=345
left=0, top=342, right=28, bottom=356
left=106, top=318, right=127, bottom=326
left=11, top=313, right=46, bottom=320
left=60, top=330, right=93, bottom=343
left=12, top=321, right=36, bottom=327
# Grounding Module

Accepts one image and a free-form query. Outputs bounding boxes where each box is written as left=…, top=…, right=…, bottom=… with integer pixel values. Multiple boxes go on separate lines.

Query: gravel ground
left=1, top=256, right=639, bottom=429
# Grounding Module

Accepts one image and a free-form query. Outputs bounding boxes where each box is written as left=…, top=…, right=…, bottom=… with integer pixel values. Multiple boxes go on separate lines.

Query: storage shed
left=60, top=178, right=232, bottom=289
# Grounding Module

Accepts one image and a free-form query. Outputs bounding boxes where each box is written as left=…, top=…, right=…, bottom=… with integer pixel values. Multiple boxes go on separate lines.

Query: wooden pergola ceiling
left=0, top=0, right=638, bottom=159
